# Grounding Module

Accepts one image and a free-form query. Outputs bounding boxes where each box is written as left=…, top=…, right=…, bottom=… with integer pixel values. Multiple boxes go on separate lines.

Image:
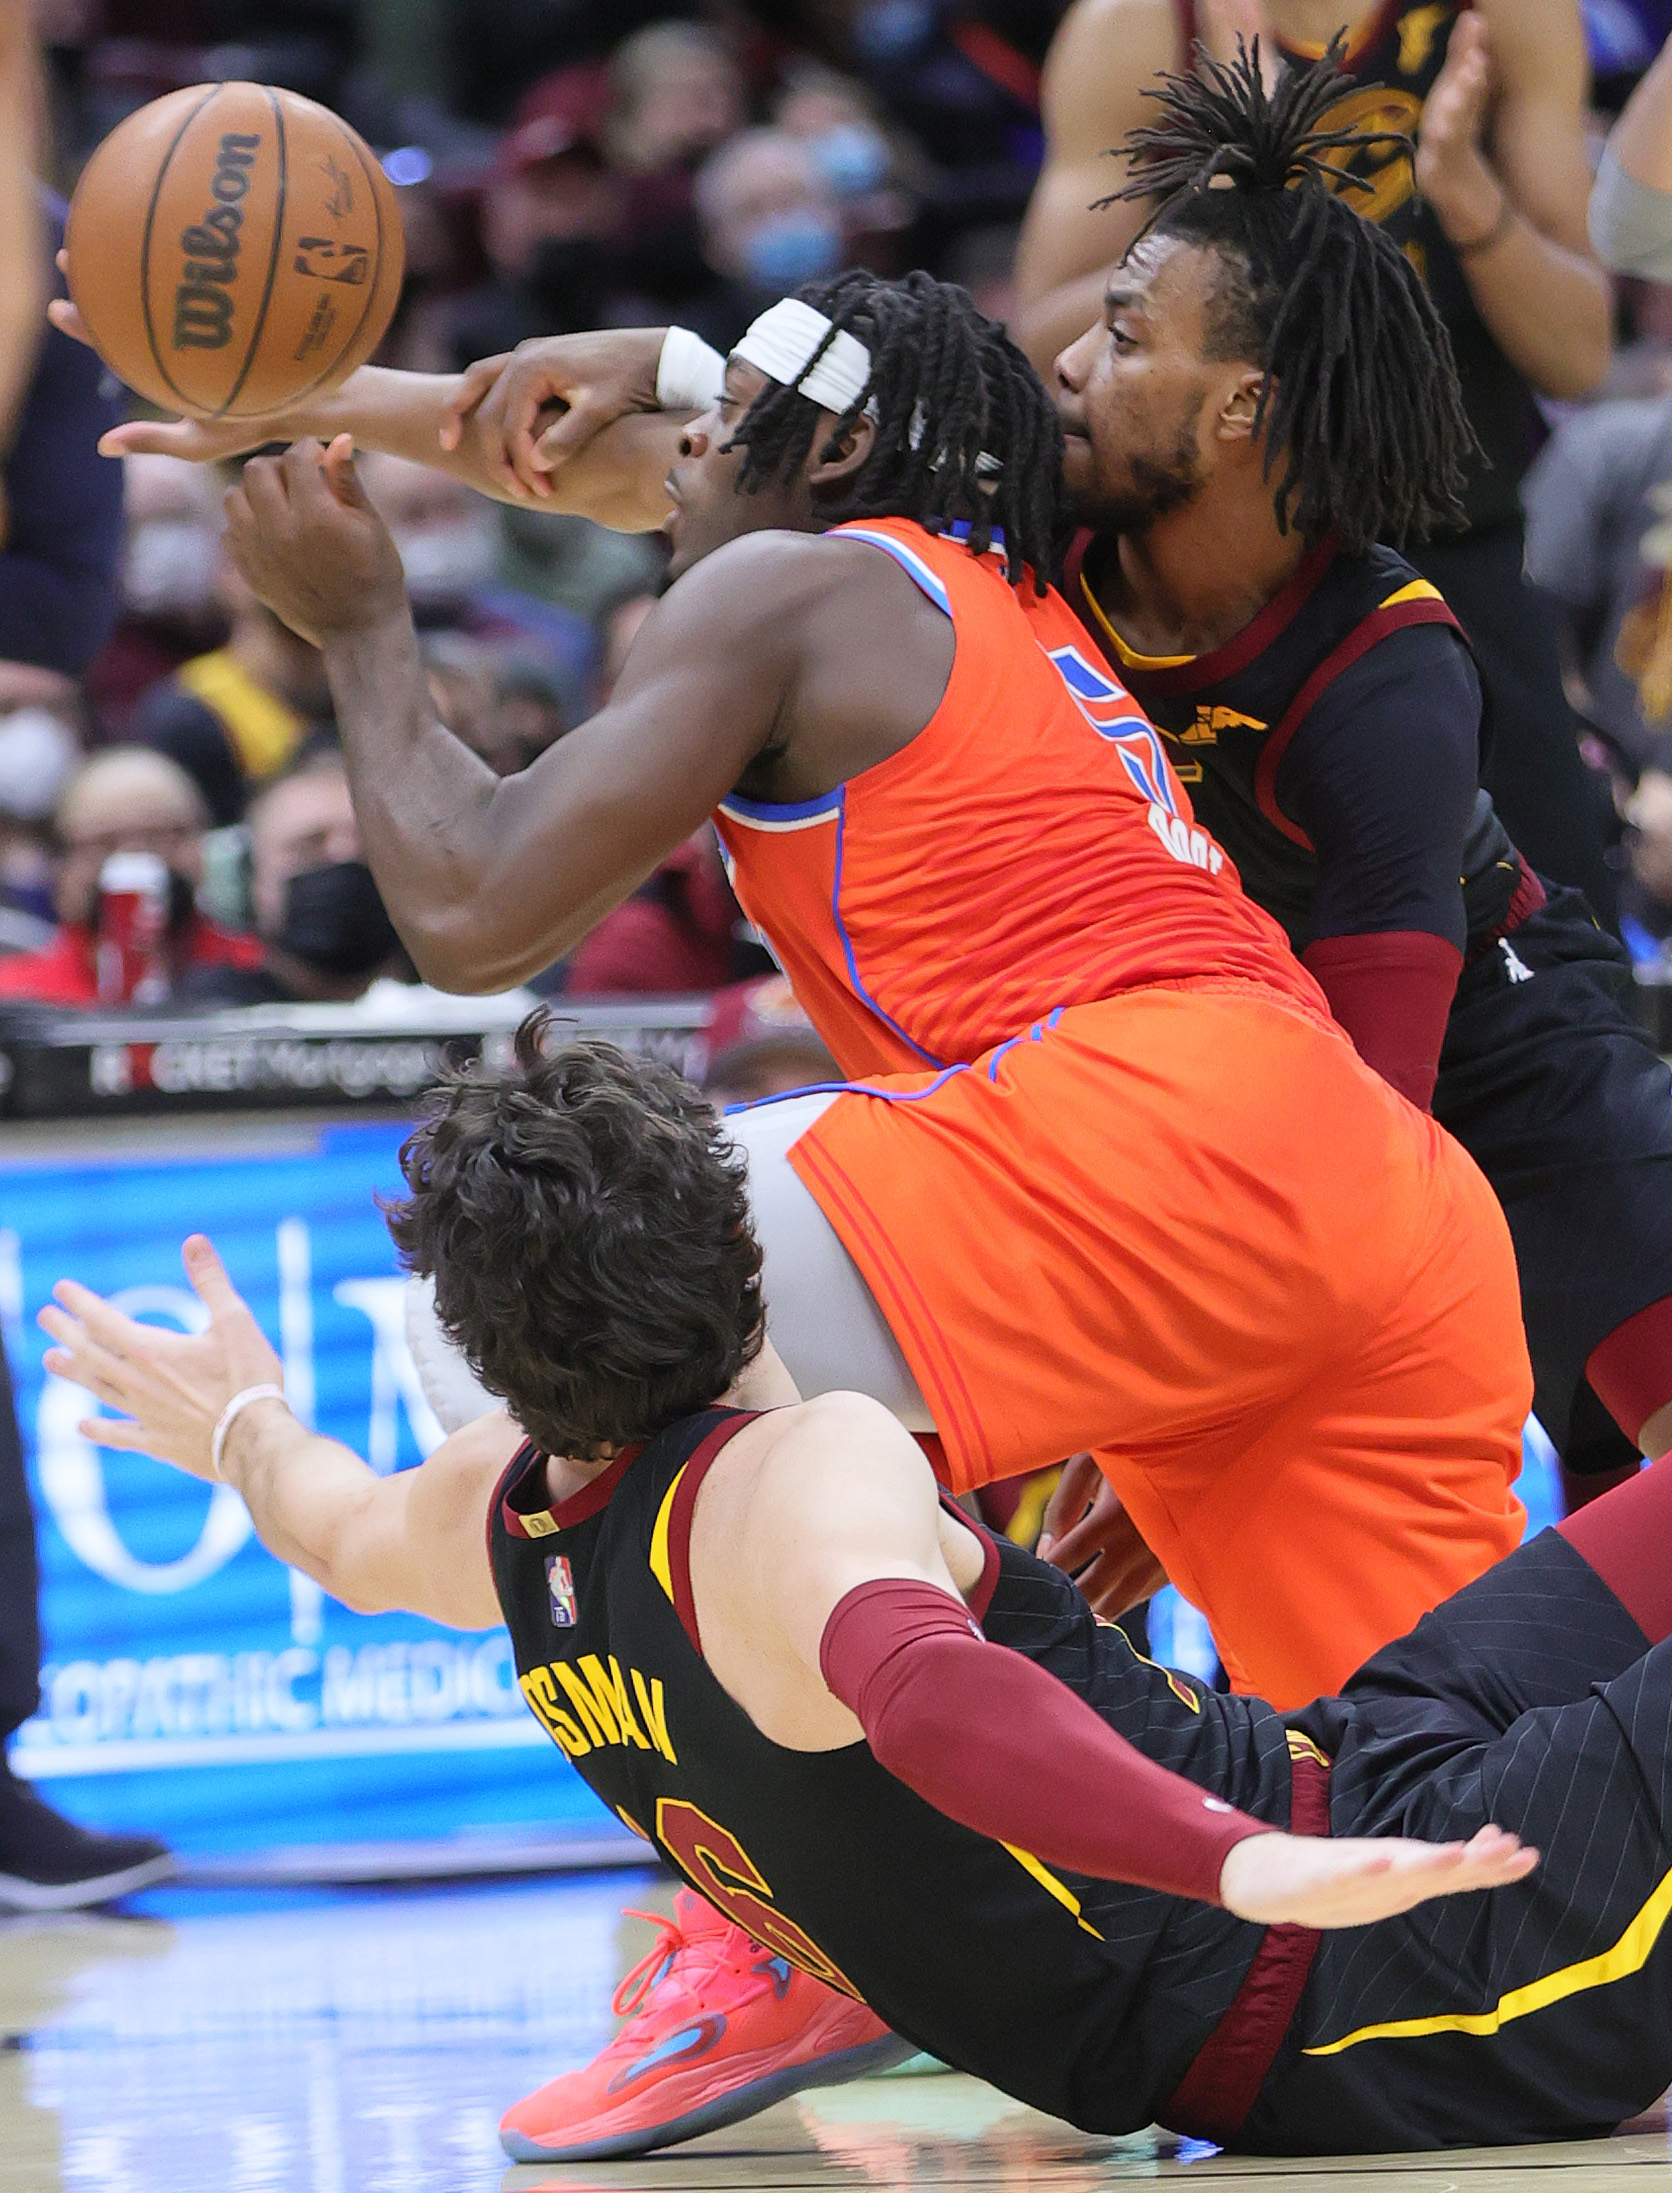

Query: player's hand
left=223, top=435, right=407, bottom=646
left=39, top=1235, right=283, bottom=1483
left=1414, top=11, right=1502, bottom=247
left=1218, top=1822, right=1538, bottom=1928
left=440, top=328, right=668, bottom=501
left=50, top=265, right=304, bottom=463
left=1037, top=1453, right=1168, bottom=1617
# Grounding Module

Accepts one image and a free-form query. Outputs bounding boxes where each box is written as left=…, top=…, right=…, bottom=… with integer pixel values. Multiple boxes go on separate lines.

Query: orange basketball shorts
left=787, top=982, right=1530, bottom=1707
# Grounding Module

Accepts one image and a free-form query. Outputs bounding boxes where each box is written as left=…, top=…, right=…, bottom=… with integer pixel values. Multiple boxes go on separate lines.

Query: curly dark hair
left=1100, top=36, right=1477, bottom=553
left=724, top=267, right=1068, bottom=590
left=384, top=1014, right=765, bottom=1460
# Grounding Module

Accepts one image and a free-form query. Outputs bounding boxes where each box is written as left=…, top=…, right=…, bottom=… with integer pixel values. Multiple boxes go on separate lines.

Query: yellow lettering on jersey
left=1397, top=4, right=1450, bottom=76
left=537, top=1655, right=675, bottom=1763
left=1002, top=1843, right=1105, bottom=1939
left=632, top=1666, right=677, bottom=1764
left=519, top=1665, right=591, bottom=1759
left=1174, top=760, right=1203, bottom=785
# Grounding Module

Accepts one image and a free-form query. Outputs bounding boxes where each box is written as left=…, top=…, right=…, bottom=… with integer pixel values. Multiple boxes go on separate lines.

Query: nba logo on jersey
left=546, top=1554, right=577, bottom=1628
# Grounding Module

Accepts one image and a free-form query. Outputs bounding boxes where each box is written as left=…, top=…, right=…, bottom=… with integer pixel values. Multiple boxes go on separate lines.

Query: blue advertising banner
left=1, top=1118, right=629, bottom=1861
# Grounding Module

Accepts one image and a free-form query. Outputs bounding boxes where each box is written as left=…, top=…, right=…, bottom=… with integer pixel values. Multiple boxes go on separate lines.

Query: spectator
left=1524, top=393, right=1672, bottom=770
left=423, top=633, right=575, bottom=776
left=0, top=746, right=262, bottom=1005
left=607, top=22, right=745, bottom=176
left=130, top=553, right=334, bottom=827
left=1620, top=735, right=1672, bottom=962
left=447, top=65, right=629, bottom=365
left=86, top=452, right=226, bottom=736
left=178, top=751, right=405, bottom=1008
left=357, top=451, right=596, bottom=718
left=699, top=973, right=840, bottom=1105
left=0, top=660, right=82, bottom=936
left=686, top=127, right=846, bottom=349
left=608, top=23, right=750, bottom=322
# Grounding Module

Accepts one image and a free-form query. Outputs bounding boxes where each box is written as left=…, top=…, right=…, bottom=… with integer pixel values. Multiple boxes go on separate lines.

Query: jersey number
left=655, top=1797, right=863, bottom=2000
left=1046, top=646, right=1225, bottom=876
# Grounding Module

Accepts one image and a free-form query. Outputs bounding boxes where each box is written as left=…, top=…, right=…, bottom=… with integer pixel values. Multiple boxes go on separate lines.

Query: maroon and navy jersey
left=487, top=1408, right=1304, bottom=2133
left=1067, top=531, right=1526, bottom=957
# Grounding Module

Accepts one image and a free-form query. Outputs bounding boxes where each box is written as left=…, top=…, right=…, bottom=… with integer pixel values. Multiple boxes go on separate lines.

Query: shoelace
left=611, top=1908, right=758, bottom=2020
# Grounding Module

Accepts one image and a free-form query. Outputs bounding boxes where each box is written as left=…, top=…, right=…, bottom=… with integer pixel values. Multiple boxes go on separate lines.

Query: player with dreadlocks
left=89, top=268, right=1531, bottom=2153
left=1038, top=35, right=1672, bottom=1597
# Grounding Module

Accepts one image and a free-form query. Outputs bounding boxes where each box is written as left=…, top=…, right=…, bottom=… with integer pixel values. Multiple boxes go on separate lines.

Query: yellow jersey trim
left=649, top=1463, right=687, bottom=1607
left=1378, top=578, right=1445, bottom=611
left=1286, top=1729, right=1331, bottom=1770
left=1304, top=1861, right=1672, bottom=2057
left=1002, top=1842, right=1105, bottom=1938
left=1078, top=570, right=1194, bottom=671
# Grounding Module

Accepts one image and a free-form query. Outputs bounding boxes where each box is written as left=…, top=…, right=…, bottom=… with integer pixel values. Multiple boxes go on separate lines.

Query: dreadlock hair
left=722, top=268, right=1067, bottom=590
left=1100, top=36, right=1477, bottom=554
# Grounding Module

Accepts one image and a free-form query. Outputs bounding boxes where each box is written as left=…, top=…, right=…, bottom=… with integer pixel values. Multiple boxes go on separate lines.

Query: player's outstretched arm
left=39, top=1235, right=513, bottom=1629
left=49, top=285, right=679, bottom=531
left=715, top=1395, right=1540, bottom=1924
left=219, top=437, right=807, bottom=993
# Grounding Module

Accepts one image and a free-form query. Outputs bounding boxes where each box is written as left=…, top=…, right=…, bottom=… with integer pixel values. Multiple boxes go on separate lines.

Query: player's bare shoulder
left=1042, top=0, right=1181, bottom=138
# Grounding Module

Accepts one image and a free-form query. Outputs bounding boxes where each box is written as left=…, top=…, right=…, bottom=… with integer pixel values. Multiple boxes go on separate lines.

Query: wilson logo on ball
left=173, top=131, right=261, bottom=351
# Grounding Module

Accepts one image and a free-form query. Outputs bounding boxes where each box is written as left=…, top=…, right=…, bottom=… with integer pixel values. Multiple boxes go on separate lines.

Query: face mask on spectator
left=392, top=517, right=502, bottom=611
left=0, top=709, right=79, bottom=823
left=742, top=209, right=843, bottom=289
left=809, top=123, right=889, bottom=198
left=276, top=859, right=401, bottom=976
left=122, top=520, right=220, bottom=619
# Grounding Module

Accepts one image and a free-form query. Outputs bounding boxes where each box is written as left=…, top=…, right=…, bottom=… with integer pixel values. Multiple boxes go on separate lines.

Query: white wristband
left=656, top=325, right=726, bottom=413
left=210, top=1384, right=290, bottom=1481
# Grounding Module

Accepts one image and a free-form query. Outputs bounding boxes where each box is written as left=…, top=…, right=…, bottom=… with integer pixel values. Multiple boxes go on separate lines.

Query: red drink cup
left=95, top=850, right=170, bottom=1004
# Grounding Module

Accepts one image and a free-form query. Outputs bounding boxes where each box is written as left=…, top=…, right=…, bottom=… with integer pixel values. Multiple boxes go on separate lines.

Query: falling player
left=40, top=1029, right=1672, bottom=2162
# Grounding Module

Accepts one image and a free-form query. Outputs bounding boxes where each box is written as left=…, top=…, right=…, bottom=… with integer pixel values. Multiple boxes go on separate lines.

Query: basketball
left=64, top=82, right=404, bottom=421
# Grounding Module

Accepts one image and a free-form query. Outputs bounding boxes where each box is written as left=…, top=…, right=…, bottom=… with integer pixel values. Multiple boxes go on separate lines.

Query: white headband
left=730, top=295, right=1003, bottom=478
left=732, top=298, right=874, bottom=416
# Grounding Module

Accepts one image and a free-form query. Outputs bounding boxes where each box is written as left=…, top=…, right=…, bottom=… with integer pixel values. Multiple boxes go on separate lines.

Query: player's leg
left=1432, top=884, right=1672, bottom=1503
left=1098, top=1111, right=1531, bottom=1707
left=1242, top=1628, right=1672, bottom=2154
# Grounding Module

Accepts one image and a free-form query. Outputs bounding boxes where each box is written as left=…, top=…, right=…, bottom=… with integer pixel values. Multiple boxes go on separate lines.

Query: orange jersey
left=713, top=518, right=1324, bottom=1076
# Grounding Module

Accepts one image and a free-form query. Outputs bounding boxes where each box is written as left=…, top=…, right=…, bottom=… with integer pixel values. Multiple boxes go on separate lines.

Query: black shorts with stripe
left=1433, top=882, right=1672, bottom=1460
left=1239, top=1531, right=1672, bottom=2152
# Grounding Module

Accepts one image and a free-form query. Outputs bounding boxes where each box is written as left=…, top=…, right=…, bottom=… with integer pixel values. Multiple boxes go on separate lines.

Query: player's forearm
left=821, top=1580, right=1268, bottom=1903
left=321, top=607, right=640, bottom=993
left=319, top=606, right=523, bottom=991
left=1429, top=173, right=1611, bottom=398
left=302, top=368, right=676, bottom=529
left=219, top=1397, right=393, bottom=1612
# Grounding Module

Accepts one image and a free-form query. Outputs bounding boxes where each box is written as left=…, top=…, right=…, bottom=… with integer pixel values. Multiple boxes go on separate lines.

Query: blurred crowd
left=13, top=0, right=1672, bottom=1043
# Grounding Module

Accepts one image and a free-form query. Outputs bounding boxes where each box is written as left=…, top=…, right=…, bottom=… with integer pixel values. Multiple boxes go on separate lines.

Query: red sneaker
left=499, top=1889, right=908, bottom=2162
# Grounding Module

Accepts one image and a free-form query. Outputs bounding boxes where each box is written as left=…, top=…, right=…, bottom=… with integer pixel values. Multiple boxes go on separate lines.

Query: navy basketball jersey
left=488, top=1406, right=1303, bottom=2132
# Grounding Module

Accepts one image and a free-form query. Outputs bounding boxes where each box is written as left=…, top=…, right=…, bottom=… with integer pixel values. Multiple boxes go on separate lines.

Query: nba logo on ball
left=546, top=1555, right=578, bottom=1629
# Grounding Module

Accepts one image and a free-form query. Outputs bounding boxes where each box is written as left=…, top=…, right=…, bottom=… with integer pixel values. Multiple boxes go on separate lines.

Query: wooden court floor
left=3, top=1874, right=1669, bottom=2193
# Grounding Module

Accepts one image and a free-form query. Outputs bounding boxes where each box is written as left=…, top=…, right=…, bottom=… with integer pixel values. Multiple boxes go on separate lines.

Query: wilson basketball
left=64, top=82, right=404, bottom=420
